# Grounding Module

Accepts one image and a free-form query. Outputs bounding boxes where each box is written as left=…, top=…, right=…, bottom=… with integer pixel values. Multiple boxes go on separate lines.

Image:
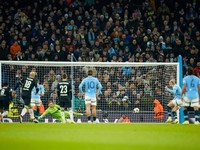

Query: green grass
left=0, top=123, right=200, bottom=150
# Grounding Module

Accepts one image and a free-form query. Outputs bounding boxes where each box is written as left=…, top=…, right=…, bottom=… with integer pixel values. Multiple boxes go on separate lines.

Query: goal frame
left=0, top=57, right=183, bottom=123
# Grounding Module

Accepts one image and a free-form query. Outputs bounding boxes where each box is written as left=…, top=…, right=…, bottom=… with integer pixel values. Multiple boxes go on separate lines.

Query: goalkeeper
left=38, top=101, right=83, bottom=123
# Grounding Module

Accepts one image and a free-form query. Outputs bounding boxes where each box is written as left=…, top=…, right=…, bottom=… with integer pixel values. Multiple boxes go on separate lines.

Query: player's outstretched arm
left=38, top=108, right=49, bottom=119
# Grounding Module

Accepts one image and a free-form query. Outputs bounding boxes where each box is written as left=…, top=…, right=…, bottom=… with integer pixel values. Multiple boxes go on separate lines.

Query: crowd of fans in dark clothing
left=0, top=0, right=200, bottom=112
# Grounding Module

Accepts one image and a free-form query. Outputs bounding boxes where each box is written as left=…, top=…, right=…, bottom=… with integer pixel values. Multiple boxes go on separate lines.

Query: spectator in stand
left=10, top=41, right=21, bottom=59
left=193, top=62, right=200, bottom=77
left=0, top=41, right=9, bottom=60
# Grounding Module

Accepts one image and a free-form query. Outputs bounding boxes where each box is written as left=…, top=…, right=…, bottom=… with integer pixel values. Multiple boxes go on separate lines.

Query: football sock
left=194, top=111, right=199, bottom=121
left=21, top=108, right=27, bottom=116
left=87, top=116, right=91, bottom=121
left=172, top=111, right=177, bottom=119
left=61, top=110, right=65, bottom=122
left=93, top=116, right=96, bottom=121
left=183, top=109, right=188, bottom=120
left=167, top=106, right=172, bottom=116
left=69, top=110, right=74, bottom=121
left=29, top=109, right=35, bottom=119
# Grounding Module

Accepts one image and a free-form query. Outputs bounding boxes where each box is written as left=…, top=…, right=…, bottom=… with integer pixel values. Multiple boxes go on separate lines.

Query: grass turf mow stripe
left=0, top=123, right=200, bottom=150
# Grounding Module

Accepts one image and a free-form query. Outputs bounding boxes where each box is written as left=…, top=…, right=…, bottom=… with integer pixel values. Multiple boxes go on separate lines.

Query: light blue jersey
left=79, top=76, right=102, bottom=98
left=183, top=75, right=200, bottom=99
left=31, top=84, right=45, bottom=99
left=166, top=84, right=181, bottom=99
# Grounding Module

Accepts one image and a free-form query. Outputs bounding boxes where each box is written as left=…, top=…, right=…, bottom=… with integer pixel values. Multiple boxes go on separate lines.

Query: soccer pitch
left=0, top=123, right=200, bottom=150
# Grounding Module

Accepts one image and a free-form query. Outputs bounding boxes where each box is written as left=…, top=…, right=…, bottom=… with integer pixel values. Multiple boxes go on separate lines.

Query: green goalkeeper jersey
left=40, top=104, right=63, bottom=122
left=39, top=104, right=83, bottom=123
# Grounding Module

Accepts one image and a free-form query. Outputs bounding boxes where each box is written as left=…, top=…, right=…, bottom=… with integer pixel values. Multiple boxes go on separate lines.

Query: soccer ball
left=133, top=107, right=140, bottom=113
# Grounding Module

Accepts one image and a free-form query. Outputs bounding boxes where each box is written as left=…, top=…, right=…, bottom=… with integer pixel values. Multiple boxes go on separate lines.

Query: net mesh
left=0, top=61, right=178, bottom=123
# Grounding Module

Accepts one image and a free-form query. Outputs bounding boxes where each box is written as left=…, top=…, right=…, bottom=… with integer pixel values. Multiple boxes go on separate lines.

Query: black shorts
left=0, top=99, right=9, bottom=110
left=22, top=94, right=31, bottom=106
left=59, top=99, right=71, bottom=109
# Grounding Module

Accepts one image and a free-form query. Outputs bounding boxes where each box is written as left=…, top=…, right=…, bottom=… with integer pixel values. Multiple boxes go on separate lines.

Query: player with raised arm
left=0, top=82, right=12, bottom=122
left=182, top=67, right=200, bottom=124
left=31, top=79, right=45, bottom=119
left=14, top=71, right=39, bottom=123
left=79, top=69, right=102, bottom=123
left=57, top=74, right=73, bottom=123
left=38, top=101, right=82, bottom=123
left=165, top=79, right=182, bottom=124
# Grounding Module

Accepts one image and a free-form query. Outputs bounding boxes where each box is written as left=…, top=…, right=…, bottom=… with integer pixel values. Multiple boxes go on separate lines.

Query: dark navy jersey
left=57, top=80, right=72, bottom=101
left=0, top=86, right=12, bottom=101
left=21, top=77, right=38, bottom=97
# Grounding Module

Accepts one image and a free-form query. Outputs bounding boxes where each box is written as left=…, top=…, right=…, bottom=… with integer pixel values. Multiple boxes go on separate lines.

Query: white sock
left=2, top=111, right=8, bottom=117
left=61, top=111, right=65, bottom=122
left=29, top=109, right=35, bottom=119
left=69, top=110, right=74, bottom=121
left=21, top=108, right=27, bottom=116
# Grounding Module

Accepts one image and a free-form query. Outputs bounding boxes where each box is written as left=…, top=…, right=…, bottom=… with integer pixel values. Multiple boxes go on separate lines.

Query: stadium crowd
left=0, top=0, right=200, bottom=112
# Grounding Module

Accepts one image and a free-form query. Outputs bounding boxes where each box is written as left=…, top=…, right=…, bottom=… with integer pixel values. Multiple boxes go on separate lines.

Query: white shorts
left=31, top=98, right=42, bottom=107
left=85, top=96, right=97, bottom=106
left=183, top=97, right=199, bottom=107
left=172, top=99, right=183, bottom=107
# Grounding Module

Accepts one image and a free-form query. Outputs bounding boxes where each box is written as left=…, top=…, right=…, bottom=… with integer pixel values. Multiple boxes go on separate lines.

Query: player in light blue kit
left=31, top=80, right=45, bottom=119
left=182, top=67, right=200, bottom=124
left=79, top=69, right=102, bottom=123
left=165, top=79, right=182, bottom=124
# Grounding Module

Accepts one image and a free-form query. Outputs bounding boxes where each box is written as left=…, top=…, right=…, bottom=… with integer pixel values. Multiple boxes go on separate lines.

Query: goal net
left=0, top=61, right=180, bottom=123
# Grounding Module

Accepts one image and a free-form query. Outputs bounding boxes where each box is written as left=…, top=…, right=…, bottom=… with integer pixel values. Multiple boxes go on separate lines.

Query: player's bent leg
left=85, top=102, right=91, bottom=123
left=193, top=106, right=199, bottom=124
left=34, top=105, right=41, bottom=120
left=19, top=106, right=29, bottom=123
left=23, top=97, right=38, bottom=123
left=68, top=109, right=74, bottom=121
left=166, top=101, right=174, bottom=123
left=182, top=107, right=190, bottom=124
left=171, top=106, right=179, bottom=124
left=27, top=105, right=38, bottom=123
left=35, top=99, right=42, bottom=119
left=182, top=98, right=190, bottom=124
left=191, top=98, right=200, bottom=124
left=60, top=107, right=66, bottom=123
left=92, top=104, right=98, bottom=123
left=31, top=103, right=38, bottom=119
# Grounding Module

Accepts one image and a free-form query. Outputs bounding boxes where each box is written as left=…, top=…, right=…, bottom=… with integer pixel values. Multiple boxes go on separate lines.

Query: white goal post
left=0, top=60, right=181, bottom=123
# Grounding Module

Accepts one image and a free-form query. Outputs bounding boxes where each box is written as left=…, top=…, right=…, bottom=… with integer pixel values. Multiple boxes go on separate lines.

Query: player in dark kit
left=14, top=71, right=39, bottom=123
left=57, top=74, right=73, bottom=123
left=0, top=82, right=12, bottom=122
